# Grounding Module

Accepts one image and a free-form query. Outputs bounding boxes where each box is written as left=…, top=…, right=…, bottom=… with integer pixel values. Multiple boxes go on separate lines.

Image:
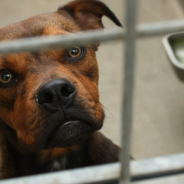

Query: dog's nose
left=36, top=78, right=76, bottom=110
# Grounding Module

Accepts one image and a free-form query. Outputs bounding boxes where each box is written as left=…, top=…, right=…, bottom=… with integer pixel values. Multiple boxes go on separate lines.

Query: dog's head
left=0, top=0, right=122, bottom=152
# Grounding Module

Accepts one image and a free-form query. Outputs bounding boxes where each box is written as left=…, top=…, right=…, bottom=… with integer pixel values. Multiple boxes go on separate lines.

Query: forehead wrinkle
left=0, top=57, right=10, bottom=67
left=30, top=51, right=62, bottom=66
left=43, top=26, right=73, bottom=36
left=0, top=53, right=29, bottom=74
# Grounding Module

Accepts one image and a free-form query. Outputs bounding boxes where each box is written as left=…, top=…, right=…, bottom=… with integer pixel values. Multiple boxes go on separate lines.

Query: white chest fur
left=50, top=155, right=67, bottom=171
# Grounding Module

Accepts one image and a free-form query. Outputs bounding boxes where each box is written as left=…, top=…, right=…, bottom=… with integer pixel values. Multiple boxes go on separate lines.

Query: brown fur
left=0, top=0, right=122, bottom=179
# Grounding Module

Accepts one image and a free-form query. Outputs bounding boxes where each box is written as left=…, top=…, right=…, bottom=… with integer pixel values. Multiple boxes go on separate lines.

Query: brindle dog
left=0, top=0, right=122, bottom=179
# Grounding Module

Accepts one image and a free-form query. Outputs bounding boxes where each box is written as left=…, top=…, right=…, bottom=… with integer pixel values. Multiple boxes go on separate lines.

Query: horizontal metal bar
left=0, top=20, right=184, bottom=54
left=133, top=174, right=184, bottom=184
left=1, top=153, right=184, bottom=184
left=137, top=19, right=184, bottom=37
left=131, top=153, right=184, bottom=180
left=0, top=28, right=123, bottom=55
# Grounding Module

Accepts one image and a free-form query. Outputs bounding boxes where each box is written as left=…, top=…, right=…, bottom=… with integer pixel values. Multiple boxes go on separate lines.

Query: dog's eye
left=68, top=46, right=82, bottom=58
left=0, top=71, right=13, bottom=84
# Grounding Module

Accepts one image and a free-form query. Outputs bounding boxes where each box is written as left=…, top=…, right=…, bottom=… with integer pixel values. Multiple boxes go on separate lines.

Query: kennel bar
left=1, top=153, right=184, bottom=184
left=120, top=0, right=138, bottom=183
left=0, top=0, right=184, bottom=183
left=0, top=20, right=184, bottom=54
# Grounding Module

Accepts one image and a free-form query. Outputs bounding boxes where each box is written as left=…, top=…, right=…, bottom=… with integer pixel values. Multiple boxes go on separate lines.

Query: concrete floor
left=0, top=0, right=184, bottom=160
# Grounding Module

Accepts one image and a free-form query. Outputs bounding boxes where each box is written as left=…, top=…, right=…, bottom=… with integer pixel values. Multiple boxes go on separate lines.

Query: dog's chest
left=49, top=155, right=68, bottom=171
left=46, top=147, right=90, bottom=172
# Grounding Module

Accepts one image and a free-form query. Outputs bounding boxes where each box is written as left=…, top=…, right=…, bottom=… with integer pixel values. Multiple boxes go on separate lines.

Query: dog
left=0, top=0, right=122, bottom=179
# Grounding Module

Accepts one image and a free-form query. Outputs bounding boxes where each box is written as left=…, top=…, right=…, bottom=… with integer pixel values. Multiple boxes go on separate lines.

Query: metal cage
left=1, top=0, right=184, bottom=183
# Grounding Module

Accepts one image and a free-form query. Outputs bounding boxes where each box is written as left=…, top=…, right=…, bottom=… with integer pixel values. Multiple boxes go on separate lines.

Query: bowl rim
left=162, top=31, right=184, bottom=70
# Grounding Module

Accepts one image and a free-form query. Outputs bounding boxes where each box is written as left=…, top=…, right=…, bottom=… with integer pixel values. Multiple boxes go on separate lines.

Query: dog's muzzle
left=32, top=78, right=97, bottom=150
left=36, top=78, right=76, bottom=110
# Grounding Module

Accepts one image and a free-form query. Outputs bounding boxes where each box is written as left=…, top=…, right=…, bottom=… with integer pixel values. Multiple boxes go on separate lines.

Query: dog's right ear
left=58, top=0, right=123, bottom=31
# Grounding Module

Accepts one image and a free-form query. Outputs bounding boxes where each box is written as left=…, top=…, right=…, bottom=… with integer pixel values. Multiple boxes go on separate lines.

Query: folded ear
left=59, top=0, right=123, bottom=30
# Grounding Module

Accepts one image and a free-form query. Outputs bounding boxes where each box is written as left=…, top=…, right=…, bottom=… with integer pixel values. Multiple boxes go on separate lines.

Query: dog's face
left=0, top=0, right=122, bottom=152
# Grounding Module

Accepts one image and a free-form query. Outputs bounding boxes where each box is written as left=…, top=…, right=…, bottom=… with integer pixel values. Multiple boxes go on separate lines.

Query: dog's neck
left=0, top=119, right=27, bottom=153
left=0, top=119, right=91, bottom=177
left=0, top=121, right=43, bottom=176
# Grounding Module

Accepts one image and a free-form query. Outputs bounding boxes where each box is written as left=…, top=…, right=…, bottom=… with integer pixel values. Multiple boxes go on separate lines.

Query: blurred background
left=0, top=0, right=184, bottom=160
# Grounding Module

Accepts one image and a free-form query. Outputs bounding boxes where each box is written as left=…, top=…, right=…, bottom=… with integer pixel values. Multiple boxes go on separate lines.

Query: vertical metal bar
left=120, top=0, right=138, bottom=184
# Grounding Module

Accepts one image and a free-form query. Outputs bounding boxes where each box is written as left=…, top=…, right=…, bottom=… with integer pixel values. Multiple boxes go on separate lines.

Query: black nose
left=36, top=78, right=76, bottom=110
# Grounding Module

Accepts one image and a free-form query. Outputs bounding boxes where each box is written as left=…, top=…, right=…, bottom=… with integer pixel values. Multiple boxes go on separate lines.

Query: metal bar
left=131, top=153, right=184, bottom=180
left=0, top=20, right=184, bottom=54
left=137, top=19, right=184, bottom=37
left=0, top=28, right=123, bottom=55
left=1, top=153, right=184, bottom=184
left=133, top=174, right=184, bottom=184
left=120, top=0, right=138, bottom=183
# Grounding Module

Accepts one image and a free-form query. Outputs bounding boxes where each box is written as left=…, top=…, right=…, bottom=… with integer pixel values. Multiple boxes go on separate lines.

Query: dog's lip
left=45, top=120, right=94, bottom=149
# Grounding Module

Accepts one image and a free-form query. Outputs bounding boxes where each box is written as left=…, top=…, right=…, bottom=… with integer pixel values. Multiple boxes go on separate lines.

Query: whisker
left=99, top=102, right=115, bottom=123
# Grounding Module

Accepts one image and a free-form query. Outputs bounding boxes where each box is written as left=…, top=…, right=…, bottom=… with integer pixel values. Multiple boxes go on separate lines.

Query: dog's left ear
left=59, top=0, right=123, bottom=30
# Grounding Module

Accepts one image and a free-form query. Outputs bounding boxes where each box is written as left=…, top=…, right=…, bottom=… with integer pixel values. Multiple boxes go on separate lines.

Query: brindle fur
left=0, top=0, right=122, bottom=179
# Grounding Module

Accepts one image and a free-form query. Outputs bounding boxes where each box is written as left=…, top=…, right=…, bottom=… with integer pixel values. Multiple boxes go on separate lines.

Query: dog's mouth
left=45, top=120, right=93, bottom=149
left=19, top=96, right=104, bottom=152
